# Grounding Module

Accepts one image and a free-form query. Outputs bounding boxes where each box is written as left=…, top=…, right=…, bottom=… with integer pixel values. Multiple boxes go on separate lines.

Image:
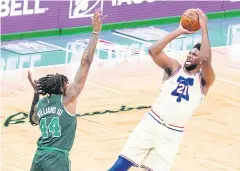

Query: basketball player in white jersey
left=108, top=9, right=215, bottom=171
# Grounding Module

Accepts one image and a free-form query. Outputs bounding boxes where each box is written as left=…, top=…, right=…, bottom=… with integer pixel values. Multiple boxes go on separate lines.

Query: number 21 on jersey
left=171, top=76, right=194, bottom=102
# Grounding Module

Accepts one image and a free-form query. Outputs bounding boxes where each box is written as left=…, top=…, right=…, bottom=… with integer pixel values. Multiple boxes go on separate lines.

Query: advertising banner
left=1, top=0, right=240, bottom=34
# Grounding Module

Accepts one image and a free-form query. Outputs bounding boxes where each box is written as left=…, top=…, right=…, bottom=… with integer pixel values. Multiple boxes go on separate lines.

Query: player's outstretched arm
left=197, top=9, right=215, bottom=94
left=27, top=70, right=40, bottom=125
left=64, top=9, right=103, bottom=103
left=148, top=25, right=194, bottom=76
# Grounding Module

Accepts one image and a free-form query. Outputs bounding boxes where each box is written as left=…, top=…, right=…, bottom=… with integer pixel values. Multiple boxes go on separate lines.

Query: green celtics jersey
left=36, top=94, right=77, bottom=152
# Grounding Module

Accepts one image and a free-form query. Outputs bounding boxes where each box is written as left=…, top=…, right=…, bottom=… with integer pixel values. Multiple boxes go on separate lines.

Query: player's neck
left=184, top=67, right=200, bottom=75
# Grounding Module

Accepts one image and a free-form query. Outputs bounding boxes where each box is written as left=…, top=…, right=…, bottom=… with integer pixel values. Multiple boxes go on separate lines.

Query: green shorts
left=30, top=146, right=71, bottom=171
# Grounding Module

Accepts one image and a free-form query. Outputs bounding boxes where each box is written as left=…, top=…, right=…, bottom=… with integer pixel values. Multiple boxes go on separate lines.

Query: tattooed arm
left=65, top=33, right=99, bottom=102
left=64, top=9, right=103, bottom=103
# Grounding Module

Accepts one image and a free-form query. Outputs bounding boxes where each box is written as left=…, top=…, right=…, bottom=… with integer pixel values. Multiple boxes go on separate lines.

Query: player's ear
left=60, top=86, right=64, bottom=94
left=60, top=81, right=67, bottom=94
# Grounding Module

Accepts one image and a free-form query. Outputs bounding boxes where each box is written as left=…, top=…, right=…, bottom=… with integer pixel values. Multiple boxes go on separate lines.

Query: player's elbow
left=148, top=48, right=158, bottom=59
left=81, top=56, right=93, bottom=66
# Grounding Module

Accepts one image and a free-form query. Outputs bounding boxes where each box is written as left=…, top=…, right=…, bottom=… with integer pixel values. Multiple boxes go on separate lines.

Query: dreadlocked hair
left=36, top=73, right=68, bottom=96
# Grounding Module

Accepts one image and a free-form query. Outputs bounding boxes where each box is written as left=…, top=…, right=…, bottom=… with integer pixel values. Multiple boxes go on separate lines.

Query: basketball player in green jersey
left=27, top=9, right=104, bottom=171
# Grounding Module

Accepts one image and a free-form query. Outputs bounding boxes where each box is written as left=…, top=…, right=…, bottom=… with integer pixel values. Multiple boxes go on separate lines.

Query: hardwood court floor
left=1, top=47, right=240, bottom=171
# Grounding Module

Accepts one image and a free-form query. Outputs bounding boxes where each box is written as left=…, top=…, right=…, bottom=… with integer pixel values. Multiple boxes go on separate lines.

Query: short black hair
left=37, top=73, right=68, bottom=96
left=193, top=43, right=201, bottom=51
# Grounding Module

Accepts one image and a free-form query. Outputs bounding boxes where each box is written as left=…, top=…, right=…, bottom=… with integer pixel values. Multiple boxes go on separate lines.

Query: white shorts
left=120, top=111, right=184, bottom=171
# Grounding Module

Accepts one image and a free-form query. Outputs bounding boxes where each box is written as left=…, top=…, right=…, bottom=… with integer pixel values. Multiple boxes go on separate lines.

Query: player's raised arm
left=27, top=70, right=40, bottom=125
left=148, top=26, right=194, bottom=76
left=197, top=9, right=215, bottom=93
left=64, top=9, right=104, bottom=103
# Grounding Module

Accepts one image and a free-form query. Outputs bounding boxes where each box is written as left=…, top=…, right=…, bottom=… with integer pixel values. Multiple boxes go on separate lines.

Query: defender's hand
left=92, top=8, right=107, bottom=33
left=27, top=70, right=38, bottom=91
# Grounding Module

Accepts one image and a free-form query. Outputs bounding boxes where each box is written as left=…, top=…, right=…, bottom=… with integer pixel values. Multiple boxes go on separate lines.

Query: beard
left=185, top=63, right=198, bottom=71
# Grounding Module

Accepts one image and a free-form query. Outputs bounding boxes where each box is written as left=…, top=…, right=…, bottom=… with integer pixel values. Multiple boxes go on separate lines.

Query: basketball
left=181, top=9, right=200, bottom=32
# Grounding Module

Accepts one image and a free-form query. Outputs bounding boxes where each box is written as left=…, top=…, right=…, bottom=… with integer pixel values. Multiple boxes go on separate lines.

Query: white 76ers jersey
left=151, top=66, right=204, bottom=127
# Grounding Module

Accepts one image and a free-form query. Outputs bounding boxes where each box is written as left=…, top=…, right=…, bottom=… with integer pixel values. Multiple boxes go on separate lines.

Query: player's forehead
left=189, top=48, right=200, bottom=55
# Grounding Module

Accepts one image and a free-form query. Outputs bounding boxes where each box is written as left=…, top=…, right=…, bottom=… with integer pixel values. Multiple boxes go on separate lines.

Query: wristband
left=92, top=31, right=99, bottom=35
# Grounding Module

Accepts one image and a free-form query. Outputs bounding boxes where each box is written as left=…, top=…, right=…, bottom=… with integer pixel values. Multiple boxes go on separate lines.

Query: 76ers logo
left=171, top=76, right=194, bottom=102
